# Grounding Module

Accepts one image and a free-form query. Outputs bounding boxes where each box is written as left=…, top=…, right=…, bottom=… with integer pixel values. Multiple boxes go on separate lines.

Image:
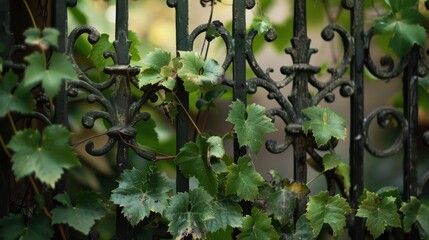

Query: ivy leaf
left=164, top=188, right=214, bottom=239
left=323, top=153, right=342, bottom=171
left=356, top=191, right=401, bottom=239
left=7, top=125, right=80, bottom=187
left=175, top=137, right=218, bottom=195
left=289, top=215, right=314, bottom=240
left=88, top=33, right=114, bottom=71
left=51, top=191, right=108, bottom=235
left=23, top=52, right=78, bottom=99
left=302, top=106, right=347, bottom=147
left=265, top=188, right=296, bottom=225
left=400, top=196, right=429, bottom=237
left=0, top=214, right=53, bottom=240
left=177, top=51, right=224, bottom=93
left=23, top=27, right=60, bottom=49
left=322, top=153, right=351, bottom=195
left=226, top=101, right=276, bottom=154
left=0, top=71, right=33, bottom=117
left=128, top=30, right=142, bottom=62
left=251, top=15, right=273, bottom=35
left=206, top=198, right=243, bottom=232
left=226, top=157, right=265, bottom=201
left=306, top=191, right=351, bottom=237
left=238, top=211, right=276, bottom=240
left=283, top=179, right=310, bottom=198
left=138, top=48, right=172, bottom=88
left=110, top=167, right=172, bottom=226
left=374, top=0, right=426, bottom=57
left=207, top=136, right=225, bottom=158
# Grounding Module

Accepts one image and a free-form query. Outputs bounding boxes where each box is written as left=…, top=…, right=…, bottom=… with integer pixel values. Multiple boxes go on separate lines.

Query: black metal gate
left=1, top=0, right=429, bottom=239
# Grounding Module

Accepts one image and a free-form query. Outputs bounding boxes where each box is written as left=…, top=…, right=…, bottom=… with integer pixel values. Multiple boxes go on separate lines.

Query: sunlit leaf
left=207, top=136, right=225, bottom=158
left=251, top=15, right=273, bottom=35
left=177, top=51, right=224, bottom=93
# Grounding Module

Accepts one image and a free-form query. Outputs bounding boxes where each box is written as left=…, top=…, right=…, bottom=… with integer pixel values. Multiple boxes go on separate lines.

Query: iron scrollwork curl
left=246, top=23, right=354, bottom=154
left=66, top=25, right=157, bottom=161
left=363, top=107, right=408, bottom=157
left=364, top=28, right=409, bottom=80
left=189, top=21, right=234, bottom=70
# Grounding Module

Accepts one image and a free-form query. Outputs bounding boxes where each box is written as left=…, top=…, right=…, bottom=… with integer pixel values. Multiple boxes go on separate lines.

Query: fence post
left=350, top=0, right=365, bottom=239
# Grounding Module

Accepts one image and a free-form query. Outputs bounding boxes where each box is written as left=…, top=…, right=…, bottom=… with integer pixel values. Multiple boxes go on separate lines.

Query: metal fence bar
left=350, top=0, right=365, bottom=239
left=403, top=47, right=419, bottom=201
left=232, top=0, right=248, bottom=161
left=168, top=0, right=191, bottom=194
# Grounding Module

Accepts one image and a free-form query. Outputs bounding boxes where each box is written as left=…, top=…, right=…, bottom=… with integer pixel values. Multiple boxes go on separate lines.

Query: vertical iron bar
left=291, top=0, right=309, bottom=217
left=0, top=0, right=12, bottom=218
left=350, top=0, right=365, bottom=238
left=403, top=47, right=418, bottom=201
left=173, top=0, right=190, bottom=193
left=113, top=1, right=133, bottom=239
left=232, top=0, right=247, bottom=160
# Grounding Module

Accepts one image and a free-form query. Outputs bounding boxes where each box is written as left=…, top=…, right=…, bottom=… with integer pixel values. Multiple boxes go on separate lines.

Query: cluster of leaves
left=373, top=0, right=427, bottom=57
left=0, top=27, right=108, bottom=239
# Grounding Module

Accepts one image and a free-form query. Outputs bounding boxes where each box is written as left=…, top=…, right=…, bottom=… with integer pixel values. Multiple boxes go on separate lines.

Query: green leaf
left=128, top=30, right=142, bottom=62
left=0, top=214, right=53, bottom=240
left=356, top=191, right=401, bottom=238
left=302, top=106, right=347, bottom=147
left=251, top=15, right=273, bottom=35
left=23, top=27, right=60, bottom=49
left=226, top=157, right=264, bottom=201
left=207, top=136, right=225, bottom=158
left=23, top=52, right=78, bottom=99
left=226, top=101, right=276, bottom=154
left=138, top=49, right=172, bottom=88
left=238, top=211, right=276, bottom=240
left=322, top=153, right=351, bottom=195
left=142, top=48, right=171, bottom=71
left=400, top=196, right=429, bottom=237
left=164, top=188, right=214, bottom=239
left=265, top=188, right=296, bottom=225
left=289, top=215, right=314, bottom=240
left=51, top=191, right=108, bottom=235
left=175, top=137, right=218, bottom=195
left=306, top=191, right=351, bottom=237
left=110, top=167, right=172, bottom=226
left=322, top=153, right=342, bottom=171
left=8, top=125, right=80, bottom=187
left=0, top=71, right=33, bottom=117
left=177, top=51, right=224, bottom=93
left=88, top=33, right=114, bottom=71
left=374, top=0, right=426, bottom=57
left=206, top=198, right=243, bottom=232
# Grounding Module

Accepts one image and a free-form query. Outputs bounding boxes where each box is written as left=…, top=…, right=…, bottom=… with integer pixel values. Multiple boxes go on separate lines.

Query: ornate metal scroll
left=66, top=1, right=161, bottom=238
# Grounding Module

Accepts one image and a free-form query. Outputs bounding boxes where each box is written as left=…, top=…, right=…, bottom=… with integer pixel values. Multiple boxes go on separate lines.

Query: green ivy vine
left=0, top=0, right=429, bottom=239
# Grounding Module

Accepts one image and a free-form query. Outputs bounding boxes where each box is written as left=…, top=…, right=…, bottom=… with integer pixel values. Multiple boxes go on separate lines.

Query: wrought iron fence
left=1, top=0, right=429, bottom=239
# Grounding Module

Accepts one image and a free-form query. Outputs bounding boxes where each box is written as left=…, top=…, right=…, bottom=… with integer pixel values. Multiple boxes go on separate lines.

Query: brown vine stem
left=173, top=91, right=202, bottom=135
